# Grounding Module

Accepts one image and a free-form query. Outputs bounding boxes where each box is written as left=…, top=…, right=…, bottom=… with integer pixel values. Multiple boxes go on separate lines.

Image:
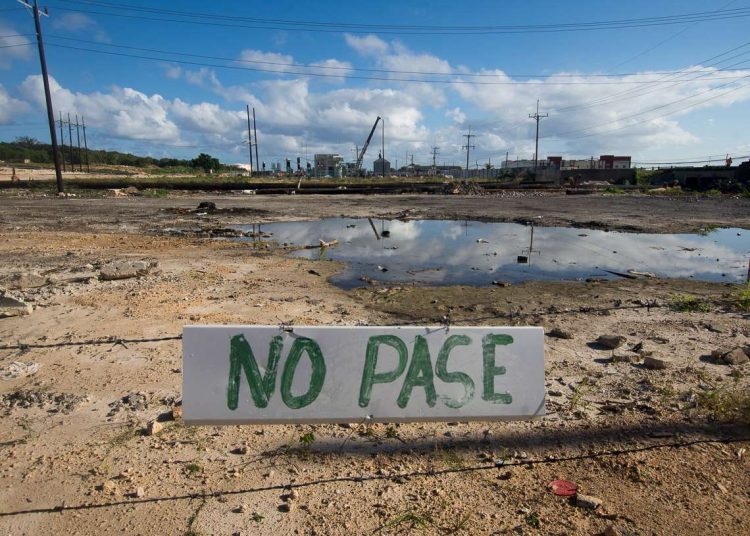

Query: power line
left=46, top=1, right=750, bottom=35
left=529, top=100, right=548, bottom=173
left=41, top=42, right=750, bottom=86
left=40, top=33, right=750, bottom=80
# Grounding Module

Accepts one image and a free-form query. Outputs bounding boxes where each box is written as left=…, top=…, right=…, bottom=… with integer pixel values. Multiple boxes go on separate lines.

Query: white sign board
left=182, top=325, right=544, bottom=424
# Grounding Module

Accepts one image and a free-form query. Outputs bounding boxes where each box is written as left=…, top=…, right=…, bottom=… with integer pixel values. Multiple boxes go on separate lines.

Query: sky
left=1, top=0, right=750, bottom=169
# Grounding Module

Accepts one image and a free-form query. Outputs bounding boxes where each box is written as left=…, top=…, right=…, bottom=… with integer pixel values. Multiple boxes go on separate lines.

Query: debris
left=171, top=405, right=182, bottom=420
left=381, top=230, right=391, bottom=237
left=548, top=480, right=577, bottom=497
left=197, top=201, right=217, bottom=212
left=0, top=295, right=32, bottom=318
left=643, top=355, right=669, bottom=370
left=133, top=487, right=145, bottom=498
left=233, top=504, right=249, bottom=513
left=377, top=265, right=388, bottom=272
left=308, top=269, right=321, bottom=276
left=99, top=260, right=157, bottom=281
left=1, top=389, right=86, bottom=413
left=100, top=480, right=118, bottom=495
left=602, top=270, right=638, bottom=280
left=231, top=446, right=249, bottom=455
left=547, top=328, right=573, bottom=339
left=575, top=493, right=603, bottom=510
left=278, top=502, right=294, bottom=513
left=491, top=280, right=511, bottom=287
left=476, top=238, right=489, bottom=244
left=596, top=334, right=626, bottom=349
left=0, top=361, right=39, bottom=381
left=627, top=269, right=656, bottom=278
left=146, top=420, right=163, bottom=435
left=318, top=239, right=339, bottom=248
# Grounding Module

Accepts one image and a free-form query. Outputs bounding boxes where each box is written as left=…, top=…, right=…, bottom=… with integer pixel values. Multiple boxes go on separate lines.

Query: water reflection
left=236, top=219, right=748, bottom=289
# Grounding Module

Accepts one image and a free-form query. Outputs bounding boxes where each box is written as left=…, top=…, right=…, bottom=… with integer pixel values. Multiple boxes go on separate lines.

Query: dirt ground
left=0, top=192, right=748, bottom=536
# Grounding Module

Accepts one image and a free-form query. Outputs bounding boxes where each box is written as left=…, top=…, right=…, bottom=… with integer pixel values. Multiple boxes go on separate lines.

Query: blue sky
left=1, top=0, right=750, bottom=169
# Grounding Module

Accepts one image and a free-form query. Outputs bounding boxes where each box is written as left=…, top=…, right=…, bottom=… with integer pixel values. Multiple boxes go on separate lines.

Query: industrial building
left=502, top=155, right=631, bottom=171
left=373, top=153, right=391, bottom=175
left=314, top=153, right=343, bottom=178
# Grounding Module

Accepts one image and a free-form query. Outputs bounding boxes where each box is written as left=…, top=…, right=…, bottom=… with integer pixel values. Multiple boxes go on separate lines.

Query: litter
left=0, top=361, right=40, bottom=381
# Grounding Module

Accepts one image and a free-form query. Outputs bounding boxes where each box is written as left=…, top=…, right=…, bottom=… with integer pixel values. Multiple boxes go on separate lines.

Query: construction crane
left=355, top=116, right=381, bottom=174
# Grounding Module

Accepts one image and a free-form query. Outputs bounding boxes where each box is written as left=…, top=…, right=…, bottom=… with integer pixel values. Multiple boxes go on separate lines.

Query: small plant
left=569, top=379, right=590, bottom=411
left=251, top=512, right=264, bottom=523
left=299, top=431, right=315, bottom=447
left=696, top=387, right=750, bottom=423
left=185, top=462, right=202, bottom=475
left=731, top=282, right=750, bottom=311
left=385, top=426, right=399, bottom=439
left=525, top=511, right=541, bottom=529
left=377, top=509, right=435, bottom=532
left=603, top=187, right=625, bottom=194
left=670, top=294, right=712, bottom=313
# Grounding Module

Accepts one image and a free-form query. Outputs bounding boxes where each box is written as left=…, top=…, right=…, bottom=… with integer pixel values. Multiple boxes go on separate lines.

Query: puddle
left=236, top=219, right=748, bottom=289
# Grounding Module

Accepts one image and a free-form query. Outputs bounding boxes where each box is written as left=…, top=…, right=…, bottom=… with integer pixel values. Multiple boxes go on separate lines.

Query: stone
left=134, top=487, right=145, bottom=498
left=99, top=260, right=157, bottom=281
left=575, top=493, right=602, bottom=510
left=547, top=328, right=573, bottom=339
left=278, top=502, right=294, bottom=513
left=597, top=335, right=626, bottom=349
left=171, top=406, right=182, bottom=420
left=233, top=504, right=249, bottom=513
left=0, top=296, right=32, bottom=318
left=722, top=348, right=749, bottom=366
left=100, top=480, right=118, bottom=495
left=643, top=356, right=669, bottom=370
left=146, top=420, right=163, bottom=435
left=124, top=186, right=139, bottom=195
left=231, top=446, right=248, bottom=455
left=609, top=353, right=634, bottom=364
left=0, top=272, right=48, bottom=290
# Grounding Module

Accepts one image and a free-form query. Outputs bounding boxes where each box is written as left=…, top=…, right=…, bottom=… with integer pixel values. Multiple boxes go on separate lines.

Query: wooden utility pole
left=75, top=114, right=82, bottom=172
left=462, top=128, right=475, bottom=179
left=21, top=0, right=63, bottom=192
left=81, top=115, right=90, bottom=172
left=58, top=110, right=66, bottom=172
left=529, top=100, right=548, bottom=174
left=67, top=112, right=74, bottom=170
left=246, top=104, right=254, bottom=175
left=252, top=107, right=259, bottom=175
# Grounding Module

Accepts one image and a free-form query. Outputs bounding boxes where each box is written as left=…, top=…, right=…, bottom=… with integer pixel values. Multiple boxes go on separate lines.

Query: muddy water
left=238, top=219, right=748, bottom=289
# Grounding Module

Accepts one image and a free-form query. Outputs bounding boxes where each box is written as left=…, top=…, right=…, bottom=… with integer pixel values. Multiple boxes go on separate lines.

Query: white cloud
left=0, top=23, right=32, bottom=69
left=238, top=49, right=295, bottom=73
left=0, top=84, right=29, bottom=123
left=308, top=59, right=353, bottom=83
left=51, top=12, right=110, bottom=43
left=446, top=107, right=465, bottom=124
left=344, top=34, right=389, bottom=56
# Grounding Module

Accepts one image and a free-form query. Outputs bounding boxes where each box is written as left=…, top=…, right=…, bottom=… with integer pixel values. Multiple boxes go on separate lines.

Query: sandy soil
left=0, top=192, right=748, bottom=536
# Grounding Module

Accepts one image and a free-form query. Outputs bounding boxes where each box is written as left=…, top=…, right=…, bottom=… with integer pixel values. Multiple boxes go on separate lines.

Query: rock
left=171, top=406, right=182, bottom=420
left=547, top=328, right=573, bottom=339
left=0, top=296, right=32, bottom=318
left=288, top=488, right=299, bottom=501
left=278, top=502, right=294, bottom=513
left=0, top=361, right=40, bottom=380
left=575, top=493, right=602, bottom=510
left=133, top=487, right=145, bottom=498
left=0, top=272, right=48, bottom=289
left=491, top=280, right=511, bottom=287
left=643, top=356, right=670, bottom=370
left=124, top=186, right=139, bottom=195
left=597, top=335, right=626, bottom=349
left=100, top=480, right=118, bottom=495
left=722, top=348, right=749, bottom=366
left=609, top=353, right=634, bottom=363
left=233, top=504, right=249, bottom=513
left=231, top=446, right=248, bottom=455
left=146, top=420, right=163, bottom=435
left=99, top=260, right=157, bottom=281
left=197, top=201, right=217, bottom=212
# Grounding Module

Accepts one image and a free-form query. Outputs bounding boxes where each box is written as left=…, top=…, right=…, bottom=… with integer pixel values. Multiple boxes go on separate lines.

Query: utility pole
left=381, top=117, right=385, bottom=178
left=58, top=110, right=66, bottom=172
left=247, top=104, right=255, bottom=177
left=67, top=113, right=74, bottom=171
left=20, top=0, right=63, bottom=192
left=462, top=127, right=475, bottom=179
left=252, top=107, right=259, bottom=176
left=431, top=146, right=439, bottom=176
left=74, top=114, right=82, bottom=172
left=529, top=99, right=548, bottom=174
left=81, top=115, right=90, bottom=172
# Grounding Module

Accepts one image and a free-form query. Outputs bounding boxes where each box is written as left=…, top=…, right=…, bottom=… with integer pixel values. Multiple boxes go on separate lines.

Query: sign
left=182, top=325, right=544, bottom=424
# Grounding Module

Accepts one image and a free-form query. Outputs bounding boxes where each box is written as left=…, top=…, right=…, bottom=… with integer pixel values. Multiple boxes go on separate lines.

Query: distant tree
left=190, top=153, right=220, bottom=173
left=14, top=136, right=41, bottom=148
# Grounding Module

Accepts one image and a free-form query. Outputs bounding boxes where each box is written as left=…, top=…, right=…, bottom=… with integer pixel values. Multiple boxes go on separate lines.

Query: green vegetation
left=670, top=294, right=712, bottom=313
left=184, top=462, right=202, bottom=475
left=299, top=431, right=315, bottom=447
left=731, top=282, right=750, bottom=311
left=696, top=386, right=750, bottom=423
left=603, top=187, right=626, bottom=194
left=377, top=509, right=435, bottom=532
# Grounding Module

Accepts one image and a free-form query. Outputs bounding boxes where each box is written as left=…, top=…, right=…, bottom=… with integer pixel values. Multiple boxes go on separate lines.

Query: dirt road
left=0, top=192, right=748, bottom=535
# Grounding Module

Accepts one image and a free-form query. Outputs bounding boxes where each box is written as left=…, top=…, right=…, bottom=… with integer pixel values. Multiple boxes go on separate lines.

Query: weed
left=299, top=431, right=315, bottom=447
left=670, top=294, right=712, bottom=313
left=141, top=188, right=170, bottom=198
left=569, top=379, right=590, bottom=411
left=435, top=446, right=465, bottom=469
left=376, top=509, right=435, bottom=533
left=185, top=462, right=202, bottom=475
left=603, top=187, right=626, bottom=194
left=525, top=511, right=541, bottom=529
left=251, top=512, right=264, bottom=523
left=730, top=282, right=750, bottom=311
left=695, top=387, right=750, bottom=423
left=385, top=426, right=399, bottom=439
